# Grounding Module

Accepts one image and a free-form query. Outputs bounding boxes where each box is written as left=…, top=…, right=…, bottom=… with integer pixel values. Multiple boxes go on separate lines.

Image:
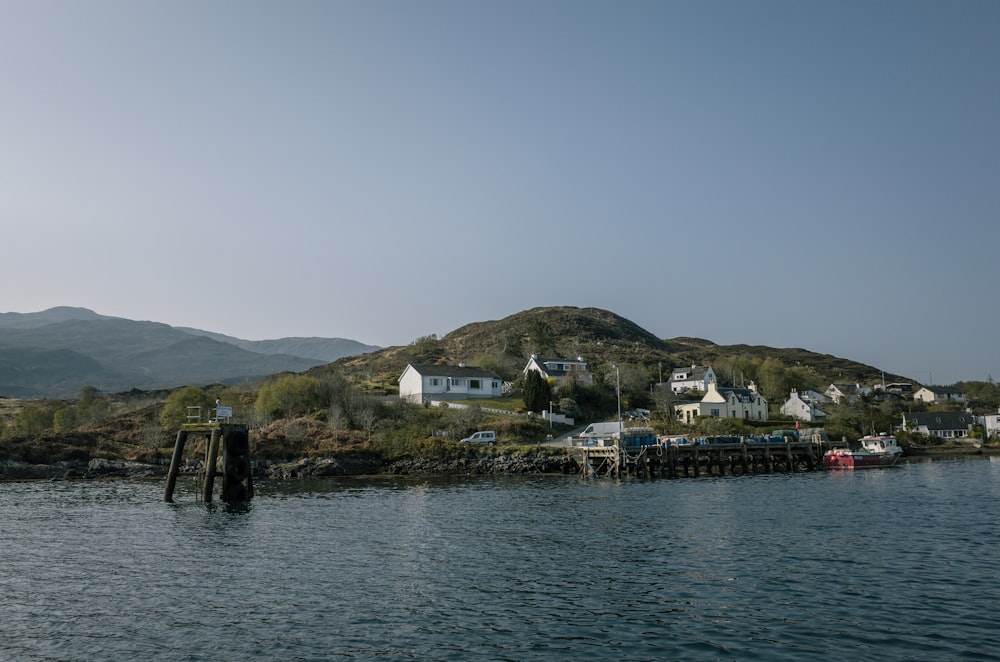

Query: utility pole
left=614, top=364, right=622, bottom=429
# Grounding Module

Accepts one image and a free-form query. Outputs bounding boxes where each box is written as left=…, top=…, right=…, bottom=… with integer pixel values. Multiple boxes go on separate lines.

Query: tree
left=52, top=406, right=78, bottom=432
left=714, top=354, right=759, bottom=387
left=756, top=357, right=792, bottom=403
left=160, top=387, right=213, bottom=431
left=75, top=385, right=111, bottom=425
left=615, top=363, right=653, bottom=410
left=652, top=384, right=675, bottom=421
left=14, top=403, right=57, bottom=437
left=522, top=370, right=552, bottom=413
left=351, top=394, right=381, bottom=441
left=255, top=374, right=319, bottom=420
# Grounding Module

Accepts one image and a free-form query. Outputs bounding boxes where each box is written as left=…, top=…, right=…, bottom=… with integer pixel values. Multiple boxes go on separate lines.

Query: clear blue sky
left=2, top=1, right=998, bottom=385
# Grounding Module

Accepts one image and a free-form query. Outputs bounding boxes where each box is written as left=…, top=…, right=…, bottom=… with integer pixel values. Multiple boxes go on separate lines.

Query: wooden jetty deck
left=568, top=437, right=829, bottom=479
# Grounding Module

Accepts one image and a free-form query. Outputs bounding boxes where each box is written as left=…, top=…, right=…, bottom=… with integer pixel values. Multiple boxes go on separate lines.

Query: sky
left=2, top=0, right=998, bottom=385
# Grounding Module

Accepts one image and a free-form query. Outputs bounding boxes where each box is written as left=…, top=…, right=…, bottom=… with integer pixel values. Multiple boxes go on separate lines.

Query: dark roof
left=670, top=365, right=710, bottom=381
left=526, top=356, right=589, bottom=378
left=407, top=364, right=501, bottom=379
left=718, top=386, right=763, bottom=401
left=903, top=411, right=975, bottom=431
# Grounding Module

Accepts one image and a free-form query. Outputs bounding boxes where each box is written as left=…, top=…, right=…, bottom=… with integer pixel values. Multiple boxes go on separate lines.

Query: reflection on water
left=1, top=457, right=999, bottom=660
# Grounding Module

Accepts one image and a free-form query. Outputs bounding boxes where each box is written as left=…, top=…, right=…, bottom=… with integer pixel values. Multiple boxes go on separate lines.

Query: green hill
left=314, top=306, right=903, bottom=395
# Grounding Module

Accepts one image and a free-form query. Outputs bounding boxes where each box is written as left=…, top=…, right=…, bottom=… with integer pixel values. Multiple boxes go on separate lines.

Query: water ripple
left=1, top=458, right=999, bottom=660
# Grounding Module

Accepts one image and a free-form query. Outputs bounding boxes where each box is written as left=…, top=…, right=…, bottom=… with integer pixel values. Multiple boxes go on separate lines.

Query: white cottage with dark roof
left=668, top=365, right=716, bottom=394
left=914, top=385, right=967, bottom=404
left=398, top=363, right=503, bottom=403
left=522, top=355, right=593, bottom=386
left=780, top=388, right=828, bottom=422
left=674, top=381, right=768, bottom=423
left=901, top=411, right=975, bottom=439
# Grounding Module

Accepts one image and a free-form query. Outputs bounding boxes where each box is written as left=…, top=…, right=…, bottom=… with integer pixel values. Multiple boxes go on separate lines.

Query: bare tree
left=327, top=401, right=346, bottom=434
left=352, top=396, right=380, bottom=442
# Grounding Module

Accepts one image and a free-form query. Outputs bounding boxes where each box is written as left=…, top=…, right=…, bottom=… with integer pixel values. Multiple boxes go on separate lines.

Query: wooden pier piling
left=568, top=436, right=827, bottom=479
left=163, top=422, right=252, bottom=503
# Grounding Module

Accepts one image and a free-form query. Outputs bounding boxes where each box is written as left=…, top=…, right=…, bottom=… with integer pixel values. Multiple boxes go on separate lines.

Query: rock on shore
left=0, top=458, right=169, bottom=481
left=1, top=452, right=580, bottom=481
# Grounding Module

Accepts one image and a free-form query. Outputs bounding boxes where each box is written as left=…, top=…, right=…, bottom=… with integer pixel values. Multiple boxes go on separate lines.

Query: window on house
left=430, top=378, right=440, bottom=386
left=470, top=379, right=481, bottom=389
left=452, top=378, right=463, bottom=387
left=710, top=408, right=720, bottom=417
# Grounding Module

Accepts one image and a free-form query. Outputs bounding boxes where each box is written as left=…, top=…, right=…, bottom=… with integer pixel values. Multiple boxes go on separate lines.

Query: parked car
left=460, top=430, right=496, bottom=446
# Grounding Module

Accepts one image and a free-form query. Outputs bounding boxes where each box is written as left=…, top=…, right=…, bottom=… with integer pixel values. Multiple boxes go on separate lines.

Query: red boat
left=823, top=433, right=903, bottom=470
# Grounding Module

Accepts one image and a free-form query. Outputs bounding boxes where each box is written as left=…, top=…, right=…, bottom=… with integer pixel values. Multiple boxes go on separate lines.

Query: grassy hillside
left=312, top=306, right=902, bottom=394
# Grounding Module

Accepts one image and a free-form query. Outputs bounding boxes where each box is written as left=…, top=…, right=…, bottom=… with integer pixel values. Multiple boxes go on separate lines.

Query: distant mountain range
left=0, top=307, right=380, bottom=398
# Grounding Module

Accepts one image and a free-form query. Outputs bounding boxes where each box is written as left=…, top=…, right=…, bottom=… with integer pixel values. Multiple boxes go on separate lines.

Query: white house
left=914, top=385, right=967, bottom=405
left=668, top=365, right=716, bottom=394
left=982, top=409, right=1000, bottom=440
left=780, top=388, right=827, bottom=422
left=901, top=411, right=976, bottom=439
left=675, top=381, right=768, bottom=424
left=825, top=383, right=870, bottom=404
left=522, top=354, right=593, bottom=386
left=398, top=363, right=503, bottom=404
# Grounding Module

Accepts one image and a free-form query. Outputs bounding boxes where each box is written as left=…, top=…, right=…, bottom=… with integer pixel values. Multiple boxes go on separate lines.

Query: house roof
left=903, top=411, right=976, bottom=431
left=528, top=356, right=588, bottom=377
left=717, top=386, right=761, bottom=401
left=670, top=365, right=711, bottom=381
left=404, top=364, right=501, bottom=379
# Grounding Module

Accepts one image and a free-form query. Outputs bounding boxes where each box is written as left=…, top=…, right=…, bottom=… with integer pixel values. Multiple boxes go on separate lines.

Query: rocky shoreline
left=4, top=445, right=996, bottom=483
left=0, top=451, right=580, bottom=482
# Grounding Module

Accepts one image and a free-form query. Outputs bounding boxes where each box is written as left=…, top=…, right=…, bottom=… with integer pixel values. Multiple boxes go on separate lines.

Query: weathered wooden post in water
left=163, top=405, right=252, bottom=503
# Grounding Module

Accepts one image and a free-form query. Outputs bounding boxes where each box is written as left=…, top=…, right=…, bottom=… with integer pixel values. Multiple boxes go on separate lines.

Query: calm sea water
left=2, top=456, right=999, bottom=661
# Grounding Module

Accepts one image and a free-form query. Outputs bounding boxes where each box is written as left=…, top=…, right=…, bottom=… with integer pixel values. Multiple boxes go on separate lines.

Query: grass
left=449, top=396, right=527, bottom=413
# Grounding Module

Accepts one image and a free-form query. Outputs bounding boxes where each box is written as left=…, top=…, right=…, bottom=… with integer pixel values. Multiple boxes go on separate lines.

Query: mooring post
left=202, top=427, right=222, bottom=503
left=164, top=430, right=188, bottom=502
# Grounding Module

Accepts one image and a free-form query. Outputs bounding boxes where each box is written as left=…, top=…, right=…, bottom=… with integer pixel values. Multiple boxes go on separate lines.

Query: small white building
left=914, top=385, right=967, bottom=405
left=675, top=380, right=768, bottom=423
left=825, top=383, right=870, bottom=404
left=982, top=409, right=1000, bottom=440
left=668, top=365, right=716, bottom=394
left=398, top=363, right=503, bottom=404
left=780, top=389, right=827, bottom=422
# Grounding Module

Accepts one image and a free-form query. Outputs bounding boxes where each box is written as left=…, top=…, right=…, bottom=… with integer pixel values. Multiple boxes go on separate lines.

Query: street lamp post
left=614, top=364, right=622, bottom=431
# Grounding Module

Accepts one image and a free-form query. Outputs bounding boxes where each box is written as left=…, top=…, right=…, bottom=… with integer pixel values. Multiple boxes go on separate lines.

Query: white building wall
left=398, top=369, right=426, bottom=403
left=983, top=412, right=1000, bottom=439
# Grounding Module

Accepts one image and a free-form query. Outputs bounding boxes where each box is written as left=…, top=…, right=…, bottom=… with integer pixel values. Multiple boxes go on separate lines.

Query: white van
left=460, top=430, right=496, bottom=446
left=579, top=421, right=625, bottom=440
